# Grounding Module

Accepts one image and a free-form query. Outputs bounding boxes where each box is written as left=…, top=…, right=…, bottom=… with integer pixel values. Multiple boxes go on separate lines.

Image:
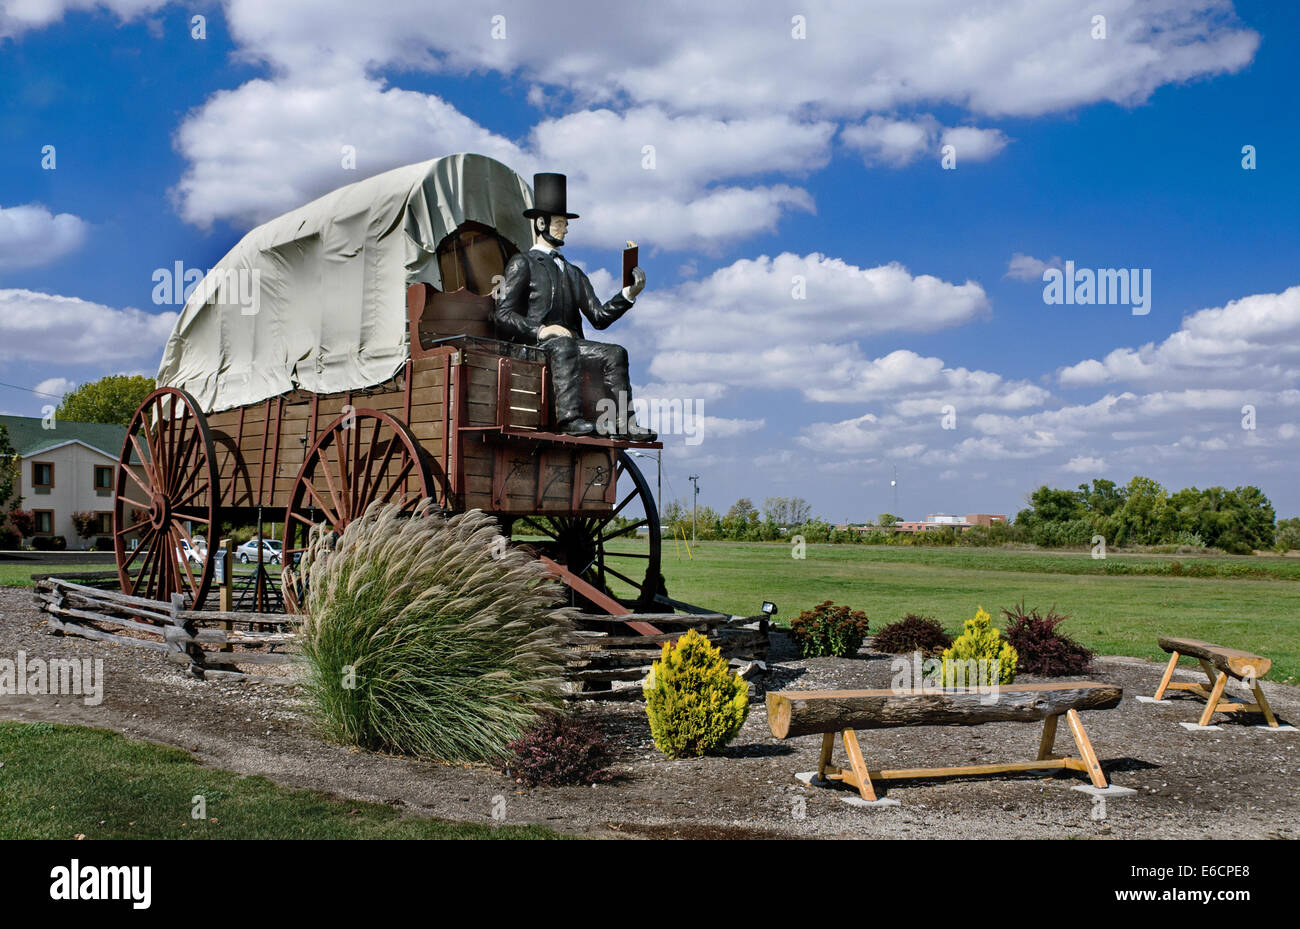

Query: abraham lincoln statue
left=492, top=172, right=656, bottom=440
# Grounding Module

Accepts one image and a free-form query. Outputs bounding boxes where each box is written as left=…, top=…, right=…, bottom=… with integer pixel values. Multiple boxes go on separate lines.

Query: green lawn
left=0, top=721, right=560, bottom=840
left=8, top=542, right=1298, bottom=682
left=0, top=562, right=107, bottom=587
left=642, top=541, right=1300, bottom=683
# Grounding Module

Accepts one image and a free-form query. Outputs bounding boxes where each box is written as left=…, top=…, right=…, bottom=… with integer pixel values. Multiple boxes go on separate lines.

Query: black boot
left=559, top=417, right=597, bottom=437
left=621, top=413, right=656, bottom=441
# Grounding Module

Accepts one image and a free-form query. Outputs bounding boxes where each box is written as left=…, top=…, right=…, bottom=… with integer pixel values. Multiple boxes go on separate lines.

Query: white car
left=236, top=539, right=282, bottom=564
left=176, top=537, right=207, bottom=564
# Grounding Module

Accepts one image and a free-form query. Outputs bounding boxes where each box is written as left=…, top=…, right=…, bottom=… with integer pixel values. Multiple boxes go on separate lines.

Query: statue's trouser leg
left=577, top=340, right=632, bottom=411
left=541, top=336, right=584, bottom=424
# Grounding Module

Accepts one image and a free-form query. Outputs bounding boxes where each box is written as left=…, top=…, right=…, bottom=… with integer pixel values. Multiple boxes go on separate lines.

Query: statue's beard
left=540, top=230, right=565, bottom=247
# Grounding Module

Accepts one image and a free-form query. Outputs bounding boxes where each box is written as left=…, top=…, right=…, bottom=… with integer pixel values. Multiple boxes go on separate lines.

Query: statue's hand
left=627, top=266, right=646, bottom=299
left=537, top=324, right=573, bottom=341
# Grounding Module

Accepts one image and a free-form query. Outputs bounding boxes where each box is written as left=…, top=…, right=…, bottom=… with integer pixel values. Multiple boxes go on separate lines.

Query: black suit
left=494, top=247, right=635, bottom=426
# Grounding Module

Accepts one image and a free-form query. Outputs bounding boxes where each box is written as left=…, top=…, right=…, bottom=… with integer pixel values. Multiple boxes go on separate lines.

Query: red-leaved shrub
left=1001, top=602, right=1093, bottom=676
left=872, top=614, right=952, bottom=656
left=501, top=713, right=615, bottom=788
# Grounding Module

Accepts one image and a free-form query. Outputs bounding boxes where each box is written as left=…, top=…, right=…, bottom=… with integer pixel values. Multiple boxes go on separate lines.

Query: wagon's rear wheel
left=114, top=387, right=220, bottom=609
left=514, top=451, right=663, bottom=612
left=283, top=410, right=435, bottom=587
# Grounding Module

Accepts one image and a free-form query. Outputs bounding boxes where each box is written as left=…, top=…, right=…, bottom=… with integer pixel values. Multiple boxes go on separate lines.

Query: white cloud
left=214, top=0, right=1258, bottom=119
left=939, top=126, right=1009, bottom=162
left=33, top=376, right=76, bottom=399
left=1059, top=285, right=1300, bottom=388
left=631, top=253, right=1039, bottom=409
left=172, top=76, right=529, bottom=229
left=1063, top=455, right=1106, bottom=473
left=0, top=288, right=176, bottom=364
left=172, top=79, right=828, bottom=248
left=638, top=252, right=989, bottom=353
left=842, top=116, right=1008, bottom=166
left=842, top=116, right=938, bottom=166
left=0, top=203, right=88, bottom=271
left=0, top=0, right=164, bottom=38
left=1004, top=252, right=1062, bottom=281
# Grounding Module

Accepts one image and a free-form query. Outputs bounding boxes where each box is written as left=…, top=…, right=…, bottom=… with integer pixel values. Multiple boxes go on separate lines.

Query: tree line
left=661, top=478, right=1292, bottom=554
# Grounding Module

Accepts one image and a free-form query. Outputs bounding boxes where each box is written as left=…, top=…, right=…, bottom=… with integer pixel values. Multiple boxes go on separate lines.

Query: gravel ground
left=2, top=585, right=1297, bottom=839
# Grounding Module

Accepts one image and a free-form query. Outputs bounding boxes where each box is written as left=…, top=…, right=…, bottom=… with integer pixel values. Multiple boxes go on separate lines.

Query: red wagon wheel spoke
left=115, top=388, right=221, bottom=611
left=284, top=410, right=433, bottom=612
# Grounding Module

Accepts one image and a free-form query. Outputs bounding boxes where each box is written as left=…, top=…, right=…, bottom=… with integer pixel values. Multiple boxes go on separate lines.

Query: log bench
left=766, top=682, right=1123, bottom=802
left=1153, top=637, right=1279, bottom=727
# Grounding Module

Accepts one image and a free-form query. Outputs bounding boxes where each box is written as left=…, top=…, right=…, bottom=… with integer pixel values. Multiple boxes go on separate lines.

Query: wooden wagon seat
left=407, top=220, right=512, bottom=345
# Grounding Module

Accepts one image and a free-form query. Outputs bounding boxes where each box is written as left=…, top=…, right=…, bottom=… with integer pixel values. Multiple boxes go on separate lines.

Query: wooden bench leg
left=1065, top=708, right=1108, bottom=788
left=1038, top=713, right=1059, bottom=760
left=1252, top=683, right=1279, bottom=728
left=1154, top=650, right=1180, bottom=700
left=816, top=731, right=835, bottom=780
left=841, top=729, right=877, bottom=802
left=1198, top=672, right=1229, bottom=727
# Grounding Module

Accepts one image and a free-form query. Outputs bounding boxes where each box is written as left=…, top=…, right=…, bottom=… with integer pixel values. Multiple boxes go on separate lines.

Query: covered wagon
left=115, top=153, right=664, bottom=614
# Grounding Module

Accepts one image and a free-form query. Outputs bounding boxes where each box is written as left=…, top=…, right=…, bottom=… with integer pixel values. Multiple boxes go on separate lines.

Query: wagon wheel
left=283, top=410, right=435, bottom=572
left=114, top=387, right=221, bottom=609
left=514, top=451, right=663, bottom=612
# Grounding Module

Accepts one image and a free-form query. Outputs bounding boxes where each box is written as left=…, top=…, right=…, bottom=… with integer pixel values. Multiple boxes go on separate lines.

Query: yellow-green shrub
left=644, top=629, right=749, bottom=758
left=939, top=606, right=1018, bottom=686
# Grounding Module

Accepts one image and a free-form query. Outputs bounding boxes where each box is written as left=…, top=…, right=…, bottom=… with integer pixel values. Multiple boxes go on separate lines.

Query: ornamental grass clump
left=939, top=606, right=1018, bottom=687
left=644, top=629, right=749, bottom=759
left=789, top=600, right=870, bottom=658
left=294, top=501, right=574, bottom=763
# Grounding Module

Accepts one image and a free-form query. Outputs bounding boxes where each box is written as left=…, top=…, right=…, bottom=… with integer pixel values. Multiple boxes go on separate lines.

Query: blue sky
left=2, top=0, right=1298, bottom=522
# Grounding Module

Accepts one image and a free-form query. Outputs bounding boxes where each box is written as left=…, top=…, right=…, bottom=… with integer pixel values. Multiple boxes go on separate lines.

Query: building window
left=33, top=510, right=54, bottom=535
left=95, top=511, right=113, bottom=535
left=32, top=461, right=54, bottom=488
left=94, top=465, right=114, bottom=491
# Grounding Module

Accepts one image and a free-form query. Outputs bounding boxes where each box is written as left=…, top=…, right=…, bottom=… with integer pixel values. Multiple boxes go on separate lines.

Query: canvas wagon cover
left=155, top=153, right=534, bottom=413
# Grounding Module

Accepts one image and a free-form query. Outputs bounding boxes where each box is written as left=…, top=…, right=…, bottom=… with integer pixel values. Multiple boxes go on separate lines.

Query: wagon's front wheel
left=282, top=410, right=435, bottom=599
left=114, top=387, right=221, bottom=609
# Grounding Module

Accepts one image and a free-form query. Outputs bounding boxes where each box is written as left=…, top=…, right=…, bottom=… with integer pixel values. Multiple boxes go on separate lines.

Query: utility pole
left=688, top=474, right=700, bottom=544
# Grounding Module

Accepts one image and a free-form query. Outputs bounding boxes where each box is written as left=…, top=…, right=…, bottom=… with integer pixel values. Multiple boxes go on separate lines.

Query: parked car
left=177, top=536, right=207, bottom=564
left=235, top=538, right=282, bottom=564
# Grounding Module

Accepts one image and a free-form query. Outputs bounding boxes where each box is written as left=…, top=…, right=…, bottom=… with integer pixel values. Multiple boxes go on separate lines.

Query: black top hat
left=523, top=172, right=579, bottom=220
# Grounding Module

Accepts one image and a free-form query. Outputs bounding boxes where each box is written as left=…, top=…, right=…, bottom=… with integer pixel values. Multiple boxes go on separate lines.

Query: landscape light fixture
left=761, top=601, right=778, bottom=616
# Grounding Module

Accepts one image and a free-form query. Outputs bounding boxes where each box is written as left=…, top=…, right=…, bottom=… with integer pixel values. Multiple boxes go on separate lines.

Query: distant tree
left=763, top=497, right=791, bottom=525
left=1114, top=476, right=1173, bottom=545
left=56, top=374, right=155, bottom=426
left=0, top=425, right=17, bottom=514
left=725, top=498, right=757, bottom=522
left=789, top=497, right=812, bottom=524
left=877, top=512, right=900, bottom=527
left=1077, top=478, right=1126, bottom=516
left=722, top=498, right=760, bottom=540
left=1170, top=485, right=1275, bottom=553
left=1276, top=517, right=1300, bottom=552
left=1025, top=485, right=1087, bottom=524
